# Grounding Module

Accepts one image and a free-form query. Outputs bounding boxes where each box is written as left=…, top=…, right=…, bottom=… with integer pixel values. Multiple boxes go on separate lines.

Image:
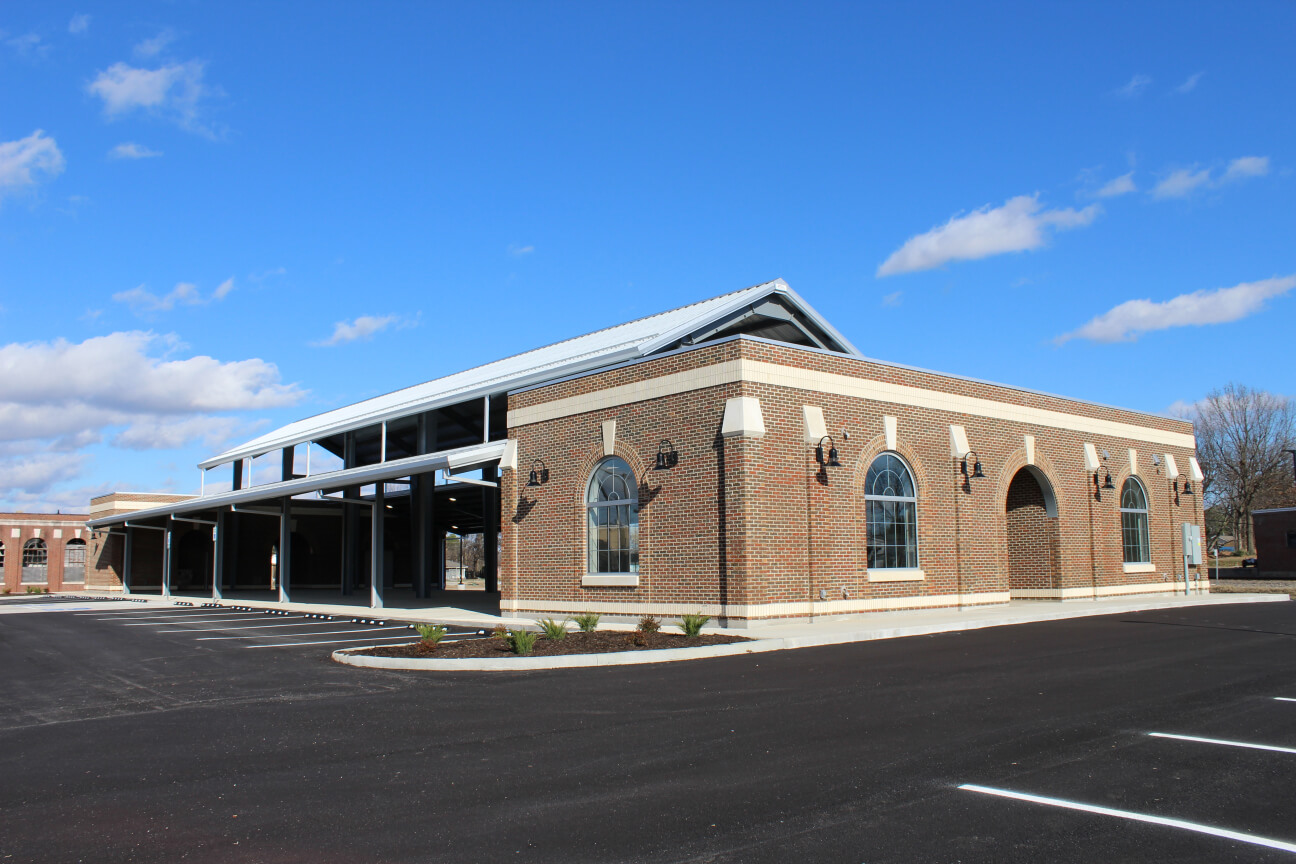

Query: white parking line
left=196, top=626, right=403, bottom=640
left=156, top=621, right=355, bottom=633
left=1147, top=732, right=1296, bottom=756
left=120, top=616, right=308, bottom=626
left=244, top=635, right=422, bottom=649
left=958, top=784, right=1296, bottom=853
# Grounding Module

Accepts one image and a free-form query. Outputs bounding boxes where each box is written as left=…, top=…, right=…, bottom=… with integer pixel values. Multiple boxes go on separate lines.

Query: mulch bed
left=357, top=630, right=751, bottom=659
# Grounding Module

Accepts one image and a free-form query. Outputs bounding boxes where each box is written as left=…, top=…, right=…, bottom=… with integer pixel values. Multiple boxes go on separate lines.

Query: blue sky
left=1, top=2, right=1292, bottom=512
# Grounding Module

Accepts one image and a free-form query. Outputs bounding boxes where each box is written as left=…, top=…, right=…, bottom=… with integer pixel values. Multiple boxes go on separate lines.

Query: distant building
left=1, top=512, right=98, bottom=592
left=1253, top=507, right=1296, bottom=574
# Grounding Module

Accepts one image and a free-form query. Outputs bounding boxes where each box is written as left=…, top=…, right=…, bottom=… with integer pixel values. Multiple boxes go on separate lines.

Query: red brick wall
left=1005, top=469, right=1060, bottom=591
left=503, top=337, right=1207, bottom=621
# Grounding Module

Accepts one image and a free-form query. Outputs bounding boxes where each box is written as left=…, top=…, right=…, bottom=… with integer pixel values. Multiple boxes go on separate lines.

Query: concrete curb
left=332, top=592, right=1289, bottom=672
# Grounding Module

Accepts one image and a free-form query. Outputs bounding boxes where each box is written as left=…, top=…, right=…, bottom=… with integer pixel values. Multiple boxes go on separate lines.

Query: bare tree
left=1190, top=383, right=1296, bottom=553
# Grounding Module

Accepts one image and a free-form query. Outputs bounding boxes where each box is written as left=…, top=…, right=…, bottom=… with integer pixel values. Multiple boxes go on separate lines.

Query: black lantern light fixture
left=962, top=450, right=986, bottom=480
left=655, top=439, right=678, bottom=470
left=1181, top=480, right=1194, bottom=495
left=527, top=459, right=549, bottom=487
left=815, top=435, right=841, bottom=467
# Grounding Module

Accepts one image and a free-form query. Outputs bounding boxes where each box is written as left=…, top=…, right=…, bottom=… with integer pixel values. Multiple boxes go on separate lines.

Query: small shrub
left=537, top=618, right=568, bottom=640
left=506, top=629, right=539, bottom=655
left=414, top=624, right=448, bottom=646
left=491, top=625, right=509, bottom=641
left=637, top=615, right=661, bottom=634
left=26, top=586, right=42, bottom=594
left=679, top=612, right=711, bottom=638
left=572, top=612, right=601, bottom=633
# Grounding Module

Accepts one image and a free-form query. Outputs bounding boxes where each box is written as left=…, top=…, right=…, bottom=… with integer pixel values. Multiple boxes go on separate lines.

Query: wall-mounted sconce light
left=527, top=459, right=549, bottom=487
left=1093, top=470, right=1115, bottom=491
left=1181, top=481, right=1194, bottom=495
left=655, top=439, right=678, bottom=470
left=961, top=450, right=986, bottom=480
left=815, top=436, right=841, bottom=467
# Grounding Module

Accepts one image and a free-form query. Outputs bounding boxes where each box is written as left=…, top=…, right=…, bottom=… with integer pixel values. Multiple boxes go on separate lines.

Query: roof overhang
left=92, top=440, right=509, bottom=529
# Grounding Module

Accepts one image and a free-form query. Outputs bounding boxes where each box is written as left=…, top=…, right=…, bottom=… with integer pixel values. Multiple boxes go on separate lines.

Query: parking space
left=0, top=594, right=487, bottom=653
left=956, top=690, right=1296, bottom=857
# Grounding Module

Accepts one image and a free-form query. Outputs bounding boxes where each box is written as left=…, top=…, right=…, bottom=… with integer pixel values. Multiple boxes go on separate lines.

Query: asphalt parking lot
left=1, top=594, right=1293, bottom=863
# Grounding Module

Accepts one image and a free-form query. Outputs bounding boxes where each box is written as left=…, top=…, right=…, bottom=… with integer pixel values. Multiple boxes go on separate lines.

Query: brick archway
left=1005, top=466, right=1062, bottom=595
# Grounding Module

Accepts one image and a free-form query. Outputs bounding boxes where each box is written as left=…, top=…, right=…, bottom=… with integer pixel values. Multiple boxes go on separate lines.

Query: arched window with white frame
left=22, top=538, right=48, bottom=583
left=864, top=452, right=919, bottom=570
left=587, top=457, right=639, bottom=575
left=1120, top=477, right=1151, bottom=564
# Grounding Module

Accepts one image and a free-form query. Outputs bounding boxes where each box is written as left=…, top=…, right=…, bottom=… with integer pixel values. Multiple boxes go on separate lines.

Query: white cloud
left=111, top=415, right=244, bottom=451
left=1222, top=155, right=1269, bottom=182
left=1094, top=171, right=1136, bottom=198
left=0, top=130, right=65, bottom=194
left=877, top=195, right=1100, bottom=277
left=881, top=291, right=903, bottom=308
left=0, top=453, right=91, bottom=495
left=1152, top=167, right=1211, bottom=199
left=1057, top=275, right=1296, bottom=344
left=134, top=29, right=176, bottom=59
left=508, top=244, right=535, bottom=256
left=87, top=60, right=216, bottom=135
left=108, top=142, right=162, bottom=160
left=113, top=279, right=234, bottom=313
left=316, top=314, right=399, bottom=346
left=6, top=33, right=46, bottom=58
left=1116, top=74, right=1152, bottom=98
left=1174, top=72, right=1204, bottom=94
left=1153, top=157, right=1271, bottom=199
left=68, top=14, right=91, bottom=35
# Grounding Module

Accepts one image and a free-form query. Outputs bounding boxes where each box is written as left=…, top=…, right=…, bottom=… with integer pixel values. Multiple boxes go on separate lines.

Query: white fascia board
left=94, top=440, right=507, bottom=528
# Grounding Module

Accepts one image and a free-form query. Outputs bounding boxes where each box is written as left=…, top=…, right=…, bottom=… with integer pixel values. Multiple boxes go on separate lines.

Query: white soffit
left=802, top=405, right=827, bottom=444
left=202, top=279, right=846, bottom=469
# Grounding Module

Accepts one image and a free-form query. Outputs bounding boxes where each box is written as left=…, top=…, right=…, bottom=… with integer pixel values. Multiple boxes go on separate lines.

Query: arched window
left=865, top=453, right=919, bottom=569
left=0, top=540, right=5, bottom=573
left=587, top=457, right=639, bottom=574
left=64, top=538, right=87, bottom=582
left=1120, top=477, right=1151, bottom=564
left=22, top=538, right=48, bottom=583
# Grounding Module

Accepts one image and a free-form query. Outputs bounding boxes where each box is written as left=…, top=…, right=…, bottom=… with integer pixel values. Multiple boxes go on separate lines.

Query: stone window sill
left=582, top=573, right=639, bottom=587
left=867, top=568, right=926, bottom=582
left=1122, top=562, right=1156, bottom=574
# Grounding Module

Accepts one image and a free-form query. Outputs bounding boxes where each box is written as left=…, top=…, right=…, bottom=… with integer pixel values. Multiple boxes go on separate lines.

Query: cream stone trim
left=508, top=358, right=1196, bottom=449
left=1011, top=582, right=1186, bottom=600
left=721, top=396, right=765, bottom=439
left=1164, top=453, right=1179, bottom=480
left=884, top=416, right=897, bottom=450
left=1024, top=435, right=1035, bottom=466
left=1083, top=442, right=1100, bottom=472
left=501, top=590, right=1011, bottom=619
left=582, top=573, right=639, bottom=587
left=1189, top=456, right=1205, bottom=482
left=802, top=405, right=827, bottom=444
left=601, top=419, right=617, bottom=456
left=867, top=568, right=925, bottom=582
left=950, top=425, right=971, bottom=459
left=1122, top=562, right=1156, bottom=574
left=1128, top=448, right=1138, bottom=476
left=89, top=499, right=169, bottom=516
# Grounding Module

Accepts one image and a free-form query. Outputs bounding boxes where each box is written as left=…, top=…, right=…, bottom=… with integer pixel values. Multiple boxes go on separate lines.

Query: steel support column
left=212, top=510, right=225, bottom=601
left=122, top=527, right=133, bottom=595
left=371, top=484, right=385, bottom=609
left=279, top=497, right=292, bottom=604
left=161, top=520, right=173, bottom=598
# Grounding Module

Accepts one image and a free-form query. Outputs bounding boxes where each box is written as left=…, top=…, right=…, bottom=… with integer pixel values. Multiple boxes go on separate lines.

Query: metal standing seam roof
left=201, top=278, right=860, bottom=470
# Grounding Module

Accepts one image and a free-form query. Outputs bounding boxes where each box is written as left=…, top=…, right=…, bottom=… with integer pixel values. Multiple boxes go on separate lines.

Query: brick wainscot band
left=85, top=280, right=1208, bottom=625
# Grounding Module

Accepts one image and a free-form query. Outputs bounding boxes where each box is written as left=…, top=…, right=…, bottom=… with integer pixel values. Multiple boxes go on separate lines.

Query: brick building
left=1, top=512, right=108, bottom=592
left=1253, top=507, right=1296, bottom=575
left=86, top=280, right=1208, bottom=623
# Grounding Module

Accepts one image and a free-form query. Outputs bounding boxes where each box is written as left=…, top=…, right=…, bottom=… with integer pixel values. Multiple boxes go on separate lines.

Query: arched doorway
left=1005, top=467, right=1061, bottom=595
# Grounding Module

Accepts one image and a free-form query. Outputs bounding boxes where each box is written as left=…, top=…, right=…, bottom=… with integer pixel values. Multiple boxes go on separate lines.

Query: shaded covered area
left=1005, top=467, right=1062, bottom=595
